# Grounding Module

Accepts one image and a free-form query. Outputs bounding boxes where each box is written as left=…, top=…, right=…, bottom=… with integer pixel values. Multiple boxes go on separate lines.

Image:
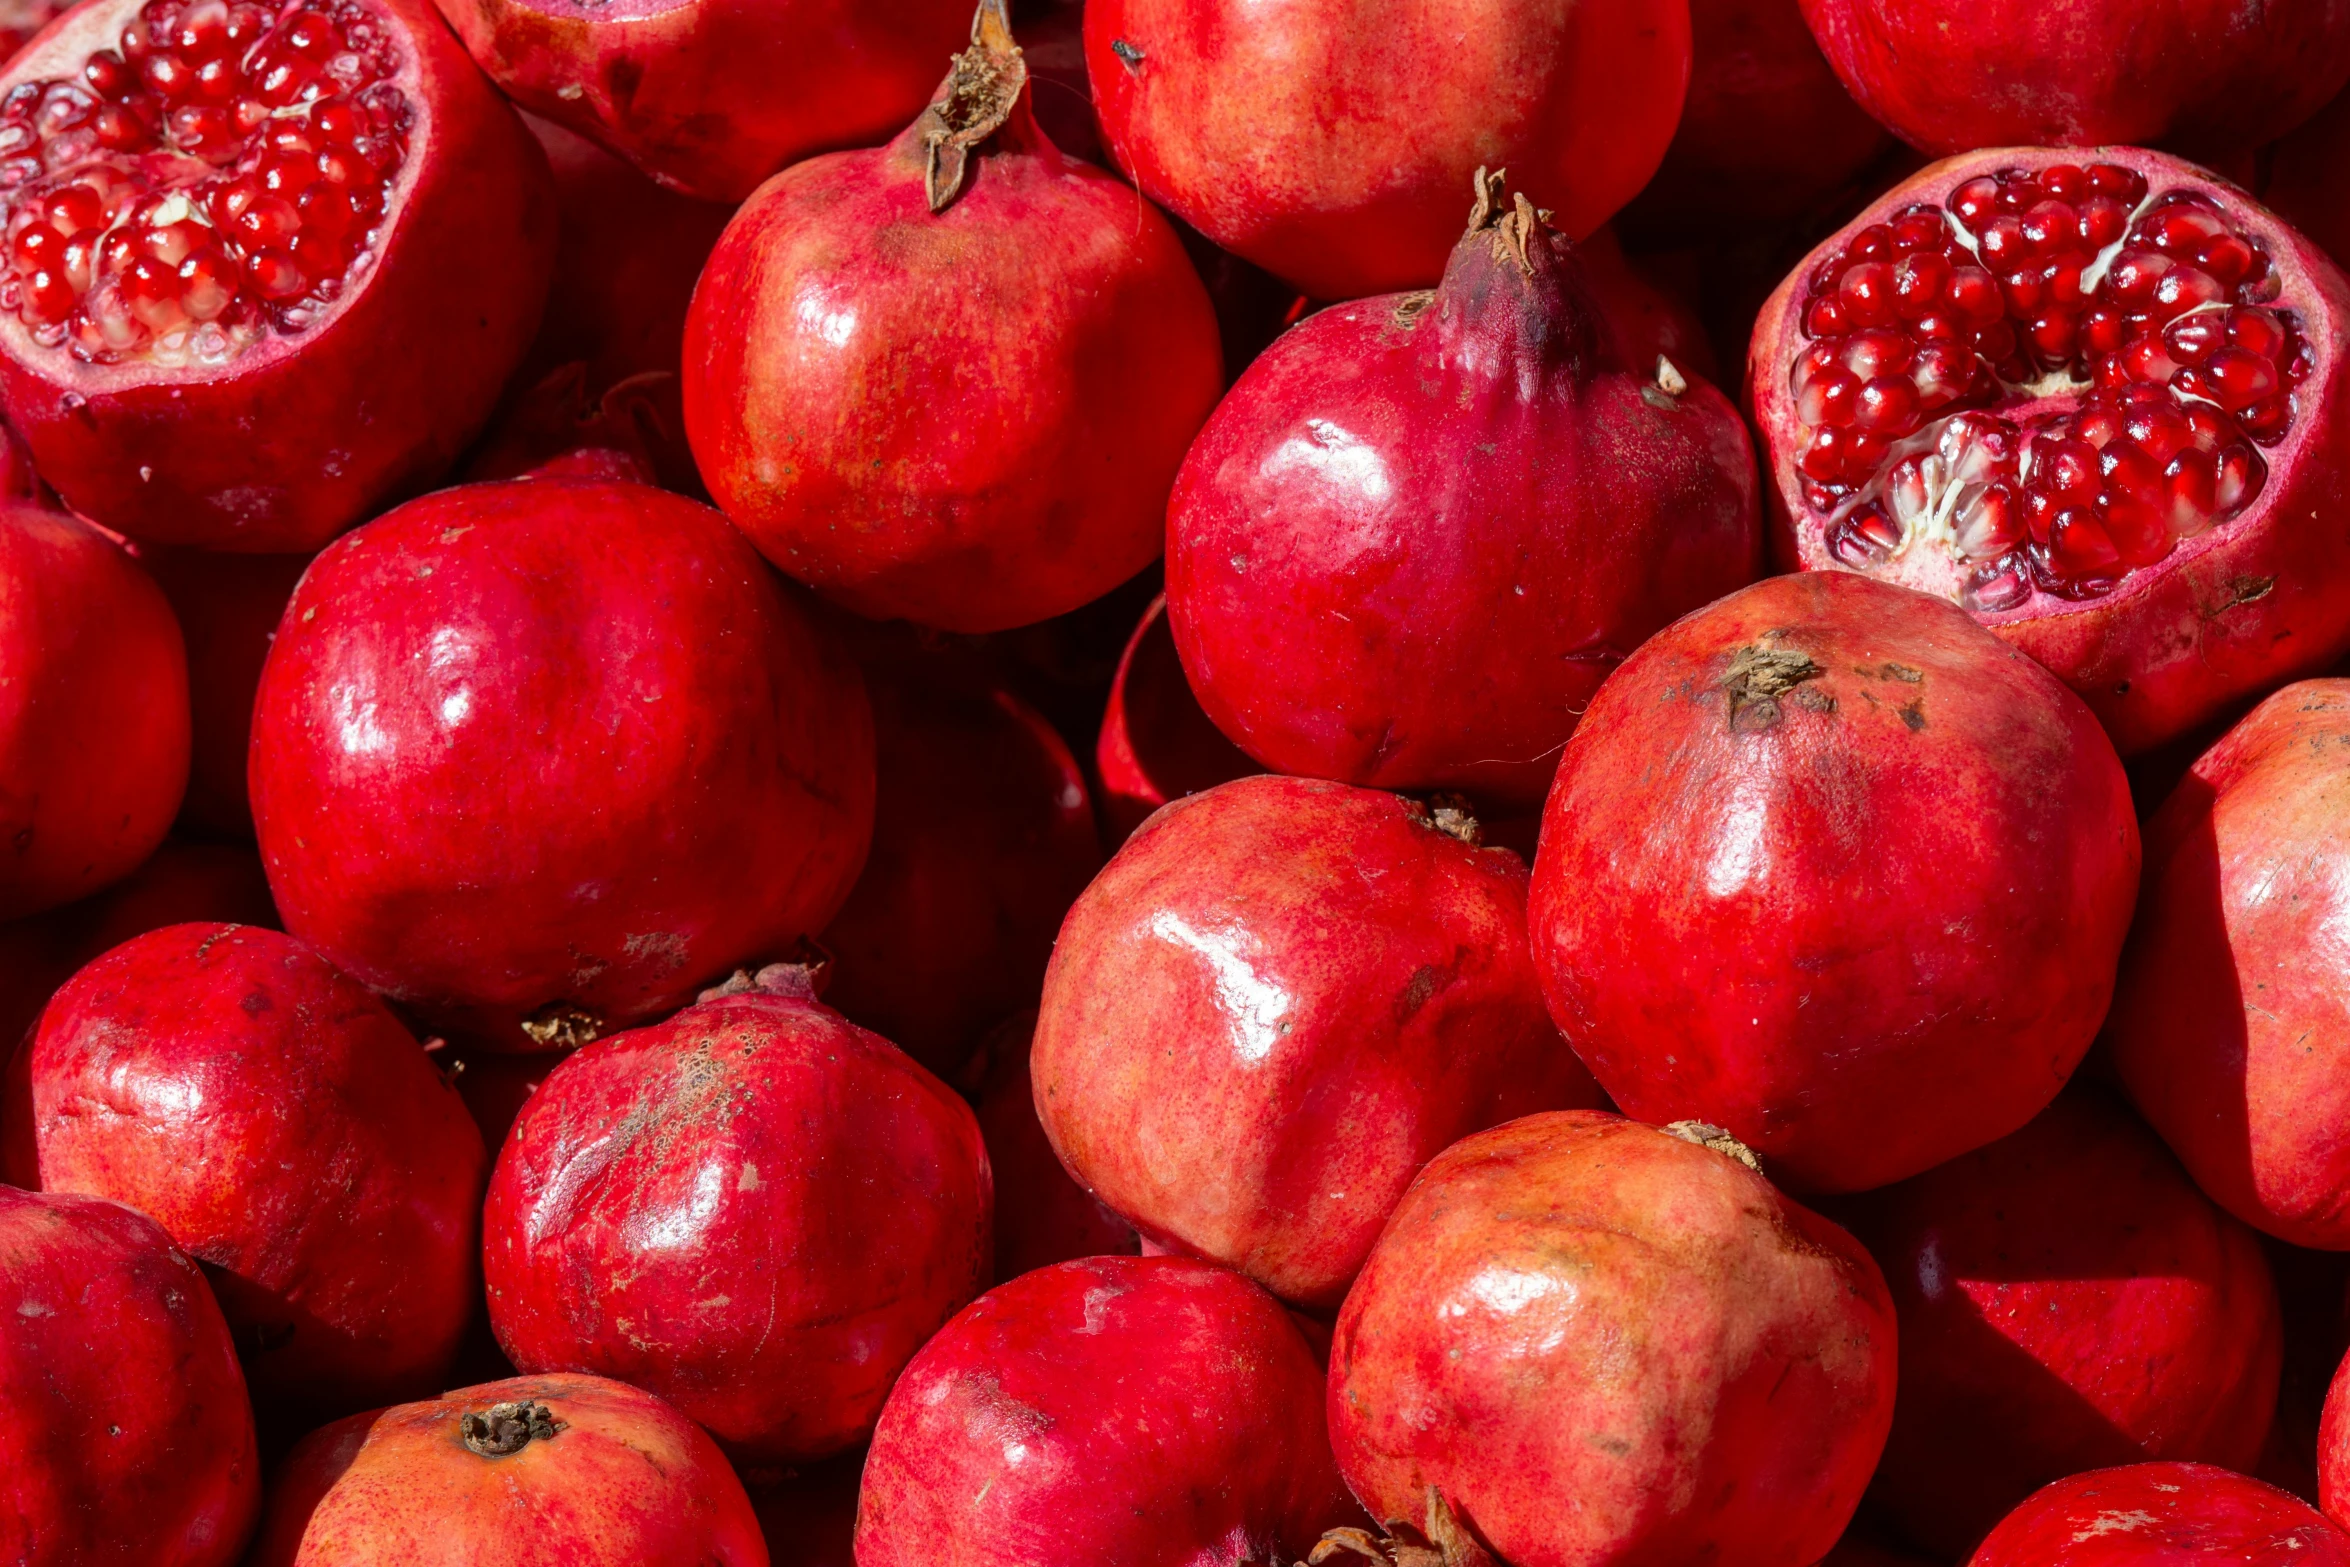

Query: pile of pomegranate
left=13, top=0, right=2350, bottom=1560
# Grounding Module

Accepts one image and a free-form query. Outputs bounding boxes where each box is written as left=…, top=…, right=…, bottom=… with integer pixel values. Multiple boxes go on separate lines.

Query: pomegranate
left=2316, top=1340, right=2350, bottom=1525
left=1166, top=172, right=1760, bottom=808
left=0, top=1185, right=260, bottom=1565
left=1083, top=0, right=1689, bottom=300
left=857, top=1255, right=1360, bottom=1565
left=144, top=544, right=305, bottom=838
left=0, top=504, right=187, bottom=918
left=1095, top=592, right=1255, bottom=842
left=461, top=363, right=698, bottom=493
left=682, top=1, right=1220, bottom=635
left=1577, top=222, right=1723, bottom=385
left=248, top=477, right=874, bottom=1051
left=1329, top=1112, right=1896, bottom=1567
left=243, top=1373, right=765, bottom=1565
left=970, top=1014, right=1136, bottom=1283
left=1967, top=1463, right=2350, bottom=1566
left=1033, top=773, right=1601, bottom=1308
left=2106, top=679, right=2350, bottom=1247
left=1847, top=1091, right=2282, bottom=1557
left=3, top=922, right=485, bottom=1414
left=482, top=964, right=991, bottom=1461
left=0, top=0, right=556, bottom=551
left=1530, top=571, right=2139, bottom=1192
left=1752, top=147, right=2350, bottom=754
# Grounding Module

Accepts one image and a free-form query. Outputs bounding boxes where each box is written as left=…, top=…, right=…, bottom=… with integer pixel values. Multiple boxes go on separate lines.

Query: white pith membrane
left=1790, top=162, right=2315, bottom=611
left=0, top=0, right=409, bottom=369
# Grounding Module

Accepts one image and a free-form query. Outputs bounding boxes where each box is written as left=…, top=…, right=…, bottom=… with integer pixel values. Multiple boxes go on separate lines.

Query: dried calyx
left=1465, top=166, right=1551, bottom=277
left=917, top=0, right=1026, bottom=214
left=458, top=1399, right=563, bottom=1457
left=1313, top=1488, right=1500, bottom=1567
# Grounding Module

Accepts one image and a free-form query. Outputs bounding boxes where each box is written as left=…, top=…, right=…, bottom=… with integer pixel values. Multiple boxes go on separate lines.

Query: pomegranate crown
left=919, top=0, right=1029, bottom=213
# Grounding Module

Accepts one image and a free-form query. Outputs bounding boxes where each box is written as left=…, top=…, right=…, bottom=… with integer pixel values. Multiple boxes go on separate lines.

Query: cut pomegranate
left=0, top=0, right=554, bottom=550
left=1754, top=148, right=2350, bottom=753
left=1968, top=1463, right=2350, bottom=1565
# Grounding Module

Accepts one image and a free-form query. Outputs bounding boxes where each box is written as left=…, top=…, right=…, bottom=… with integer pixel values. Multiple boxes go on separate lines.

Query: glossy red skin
left=820, top=657, right=1102, bottom=1076
left=1968, top=1463, right=2350, bottom=1566
left=144, top=547, right=309, bottom=840
left=1533, top=571, right=2140, bottom=1191
left=0, top=1186, right=261, bottom=1566
left=1084, top=0, right=1690, bottom=299
left=1033, top=774, right=1601, bottom=1308
left=0, top=0, right=555, bottom=552
left=248, top=478, right=874, bottom=1050
left=245, top=1373, right=765, bottom=1566
left=1753, top=147, right=2350, bottom=756
left=683, top=83, right=1220, bottom=634
left=1331, top=1112, right=1897, bottom=1567
left=0, top=507, right=188, bottom=918
left=2321, top=1338, right=2350, bottom=1522
left=483, top=982, right=992, bottom=1461
left=2107, top=679, right=2350, bottom=1247
left=972, top=1015, right=1136, bottom=1283
left=857, top=1255, right=1360, bottom=1566
left=3, top=923, right=485, bottom=1413
left=1096, top=593, right=1257, bottom=842
left=1850, top=1093, right=2282, bottom=1557
left=1167, top=201, right=1759, bottom=808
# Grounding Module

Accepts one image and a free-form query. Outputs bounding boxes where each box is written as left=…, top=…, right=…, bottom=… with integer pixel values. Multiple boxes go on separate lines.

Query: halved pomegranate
left=1754, top=148, right=2350, bottom=753
left=0, top=0, right=555, bottom=550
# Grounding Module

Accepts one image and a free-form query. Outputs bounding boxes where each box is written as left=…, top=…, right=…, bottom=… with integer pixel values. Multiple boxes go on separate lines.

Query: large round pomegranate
left=248, top=477, right=874, bottom=1051
left=1167, top=172, right=1759, bottom=808
left=1848, top=1091, right=2282, bottom=1556
left=0, top=1184, right=260, bottom=1565
left=244, top=1373, right=765, bottom=1565
left=0, top=0, right=555, bottom=551
left=857, top=1255, right=1359, bottom=1566
left=143, top=544, right=305, bottom=838
left=4, top=922, right=485, bottom=1413
left=1530, top=571, right=2140, bottom=1192
left=2106, top=679, right=2350, bottom=1247
left=0, top=505, right=186, bottom=918
left=970, top=1014, right=1135, bottom=1283
left=1967, top=1463, right=2350, bottom=1566
left=1084, top=0, right=1689, bottom=300
left=1034, top=774, right=1600, bottom=1308
left=1095, top=592, right=1255, bottom=843
left=1330, top=1112, right=1897, bottom=1567
left=682, top=3, right=1220, bottom=634
left=1752, top=147, right=2350, bottom=754
left=482, top=965, right=991, bottom=1461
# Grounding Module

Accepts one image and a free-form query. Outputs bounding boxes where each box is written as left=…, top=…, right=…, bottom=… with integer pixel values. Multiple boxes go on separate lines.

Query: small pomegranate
left=1968, top=1463, right=2350, bottom=1566
left=683, top=0, right=1221, bottom=634
left=244, top=1374, right=765, bottom=1565
left=144, top=544, right=306, bottom=838
left=482, top=965, right=992, bottom=1461
left=1167, top=172, right=1759, bottom=808
left=248, top=477, right=874, bottom=1051
left=1330, top=1112, right=1897, bottom=1567
left=4, top=922, right=485, bottom=1413
left=857, top=1255, right=1360, bottom=1565
left=1096, top=592, right=1256, bottom=842
left=0, top=1185, right=261, bottom=1566
left=971, top=1014, right=1135, bottom=1283
left=1848, top=1092, right=2282, bottom=1557
left=1752, top=147, right=2350, bottom=754
left=0, top=505, right=187, bottom=918
left=2106, top=679, right=2350, bottom=1247
left=1084, top=0, right=1689, bottom=300
left=1035, top=774, right=1601, bottom=1308
left=1531, top=571, right=2139, bottom=1192
left=0, top=0, right=556, bottom=551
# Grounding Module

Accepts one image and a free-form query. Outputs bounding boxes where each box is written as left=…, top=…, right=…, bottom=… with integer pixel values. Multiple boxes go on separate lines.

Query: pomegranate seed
left=1890, top=211, right=1945, bottom=252
left=2001, top=272, right=2044, bottom=315
left=2077, top=195, right=2130, bottom=249
left=2196, top=234, right=2253, bottom=287
left=1806, top=296, right=1847, bottom=337
left=2238, top=397, right=2291, bottom=443
left=2039, top=164, right=2087, bottom=202
left=83, top=51, right=136, bottom=100
left=1952, top=177, right=2001, bottom=226
left=1842, top=328, right=1911, bottom=380
left=1893, top=251, right=1948, bottom=318
left=1947, top=267, right=2002, bottom=325
left=243, top=246, right=303, bottom=300
left=1853, top=377, right=1920, bottom=435
left=2045, top=509, right=2120, bottom=578
left=2019, top=200, right=2075, bottom=253
left=1954, top=481, right=2023, bottom=560
left=1911, top=341, right=1974, bottom=406
left=1828, top=503, right=1903, bottom=564
left=2185, top=346, right=2280, bottom=412
left=1798, top=365, right=1858, bottom=428
left=2228, top=306, right=2287, bottom=360
left=1849, top=224, right=1892, bottom=263
left=20, top=265, right=71, bottom=321
left=2163, top=312, right=2224, bottom=365
left=2024, top=312, right=2076, bottom=361
left=1962, top=558, right=2032, bottom=613
left=1839, top=261, right=1897, bottom=327
left=2163, top=448, right=2216, bottom=537
left=2215, top=444, right=2263, bottom=514
left=2086, top=164, right=2146, bottom=201
left=177, top=246, right=233, bottom=318
left=2151, top=266, right=2223, bottom=320
left=2119, top=335, right=2179, bottom=385
left=1978, top=216, right=2028, bottom=268
left=2106, top=252, right=2170, bottom=307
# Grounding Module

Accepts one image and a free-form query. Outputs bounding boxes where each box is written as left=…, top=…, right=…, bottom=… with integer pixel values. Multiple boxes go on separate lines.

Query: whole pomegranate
left=1531, top=571, right=2139, bottom=1192
left=1084, top=0, right=1689, bottom=299
left=4, top=922, right=486, bottom=1413
left=482, top=965, right=991, bottom=1461
left=248, top=477, right=874, bottom=1051
left=1848, top=1092, right=2282, bottom=1556
left=1034, top=774, right=1600, bottom=1308
left=0, top=0, right=556, bottom=551
left=1330, top=1112, right=1897, bottom=1567
left=2106, top=679, right=2350, bottom=1247
left=1968, top=1463, right=2350, bottom=1566
left=682, top=1, right=1221, bottom=634
left=971, top=1014, right=1135, bottom=1283
left=0, top=1185, right=260, bottom=1566
left=0, top=505, right=187, bottom=918
left=1751, top=148, right=2350, bottom=754
left=244, top=1374, right=765, bottom=1565
left=1095, top=593, right=1256, bottom=842
left=857, top=1255, right=1359, bottom=1566
left=1166, top=172, right=1759, bottom=808
left=144, top=545, right=307, bottom=839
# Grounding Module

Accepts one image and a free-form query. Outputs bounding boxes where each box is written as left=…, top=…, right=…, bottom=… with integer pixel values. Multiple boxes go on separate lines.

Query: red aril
left=1095, top=592, right=1255, bottom=842
left=1530, top=571, right=2140, bottom=1192
left=969, top=1014, right=1135, bottom=1284
left=1968, top=1463, right=2350, bottom=1566
left=143, top=544, right=305, bottom=838
left=248, top=477, right=874, bottom=1052
left=1753, top=147, right=2350, bottom=754
left=0, top=0, right=555, bottom=551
